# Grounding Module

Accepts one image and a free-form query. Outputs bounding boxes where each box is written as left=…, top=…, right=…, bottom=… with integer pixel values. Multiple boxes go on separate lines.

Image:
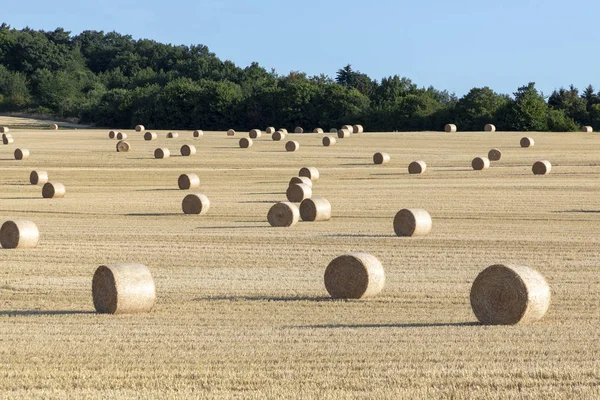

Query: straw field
left=1, top=124, right=600, bottom=399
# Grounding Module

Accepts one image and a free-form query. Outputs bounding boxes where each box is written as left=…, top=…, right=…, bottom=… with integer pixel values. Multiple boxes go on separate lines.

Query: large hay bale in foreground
left=178, top=173, right=200, bottom=190
left=3, top=134, right=14, bottom=144
left=30, top=170, right=48, bottom=185
left=154, top=148, right=170, bottom=159
left=227, top=129, right=235, bottom=136
left=289, top=176, right=312, bottom=188
left=352, top=124, right=364, bottom=133
left=14, top=149, right=30, bottom=160
left=324, top=253, right=385, bottom=299
left=182, top=193, right=210, bottom=215
left=484, top=124, right=496, bottom=132
left=116, top=132, right=127, bottom=140
left=470, top=264, right=550, bottom=325
left=249, top=129, right=262, bottom=139
left=520, top=137, right=534, bottom=148
left=408, top=160, right=427, bottom=174
left=300, top=197, right=331, bottom=222
left=582, top=126, right=593, bottom=133
left=0, top=220, right=39, bottom=249
left=488, top=148, right=502, bottom=161
left=193, top=130, right=204, bottom=137
left=313, top=128, right=324, bottom=134
left=239, top=138, right=253, bottom=148
left=167, top=132, right=179, bottom=139
left=267, top=202, right=299, bottom=227
left=373, top=152, right=390, bottom=165
left=92, top=264, right=155, bottom=314
left=532, top=160, right=551, bottom=175
left=0, top=127, right=8, bottom=133
left=135, top=125, right=145, bottom=132
left=42, top=182, right=66, bottom=198
left=285, top=140, right=299, bottom=152
left=286, top=183, right=312, bottom=202
left=444, top=124, right=457, bottom=132
left=299, top=166, right=319, bottom=181
left=180, top=144, right=197, bottom=156
left=294, top=126, right=304, bottom=134
left=322, top=136, right=336, bottom=146
left=337, top=129, right=350, bottom=138
left=144, top=132, right=158, bottom=141
left=272, top=131, right=286, bottom=141
left=472, top=157, right=490, bottom=170
left=266, top=127, right=276, bottom=134
left=393, top=208, right=432, bottom=237
left=116, top=141, right=131, bottom=152
left=51, top=124, right=59, bottom=130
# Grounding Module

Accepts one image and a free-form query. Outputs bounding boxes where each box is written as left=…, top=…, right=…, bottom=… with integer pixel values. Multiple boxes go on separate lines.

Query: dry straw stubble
left=300, top=197, right=331, bottom=222
left=154, top=148, right=170, bottom=159
left=267, top=202, right=300, bottom=227
left=324, top=253, right=385, bottom=299
left=42, top=182, right=66, bottom=199
left=180, top=144, right=197, bottom=156
left=532, top=160, right=551, bottom=175
left=116, top=141, right=131, bottom=152
left=286, top=183, right=312, bottom=202
left=14, top=149, right=30, bottom=160
left=408, top=160, right=427, bottom=174
left=472, top=157, right=490, bottom=170
left=182, top=193, right=210, bottom=215
left=393, top=208, right=432, bottom=237
left=92, top=264, right=156, bottom=314
left=488, top=148, right=502, bottom=161
left=285, top=141, right=299, bottom=152
left=373, top=152, right=391, bottom=165
left=322, top=136, right=336, bottom=146
left=0, top=220, right=39, bottom=249
left=178, top=173, right=200, bottom=190
left=30, top=170, right=48, bottom=185
left=299, top=166, right=319, bottom=181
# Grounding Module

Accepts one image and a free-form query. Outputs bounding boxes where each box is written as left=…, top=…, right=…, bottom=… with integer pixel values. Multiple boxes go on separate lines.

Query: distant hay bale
left=272, top=131, right=286, bottom=141
left=286, top=183, right=312, bottom=202
left=154, top=148, right=170, bottom=159
left=0, top=127, right=9, bottom=133
left=484, top=124, right=496, bottom=132
left=393, top=208, right=432, bottom=237
left=42, top=182, right=66, bottom=199
left=135, top=125, right=145, bottom=132
left=92, top=264, right=156, bottom=314
left=144, top=132, right=158, bottom=141
left=342, top=124, right=354, bottom=133
left=167, top=132, right=179, bottom=139
left=108, top=131, right=116, bottom=139
left=0, top=220, right=39, bottom=249
left=182, top=193, right=210, bottom=215
left=300, top=197, right=331, bottom=222
left=278, top=128, right=288, bottom=134
left=324, top=253, right=385, bottom=299
left=249, top=129, right=262, bottom=139
left=444, top=124, right=457, bottom=132
left=352, top=124, right=364, bottom=133
left=180, top=144, right=197, bottom=156
left=289, top=176, right=312, bottom=188
left=285, top=140, right=300, bottom=152
left=470, top=264, right=550, bottom=325
left=582, top=126, right=593, bottom=133
left=313, top=128, right=324, bottom=133
left=337, top=129, right=350, bottom=138
left=267, top=201, right=300, bottom=227
left=178, top=173, right=200, bottom=190
left=51, top=123, right=58, bottom=130
left=322, top=136, right=336, bottom=146
left=373, top=152, right=390, bottom=165
left=116, top=132, right=127, bottom=140
left=532, top=160, right=551, bottom=175
left=227, top=129, right=235, bottom=136
left=193, top=130, right=204, bottom=137
left=30, top=170, right=48, bottom=185
left=329, top=128, right=338, bottom=133
left=472, top=157, right=490, bottom=170
left=239, top=138, right=253, bottom=148
left=294, top=126, right=304, bottom=134
left=299, top=166, right=319, bottom=181
left=408, top=160, right=427, bottom=174
left=14, top=149, right=30, bottom=160
left=266, top=127, right=276, bottom=134
left=116, top=141, right=131, bottom=152
left=488, top=148, right=502, bottom=161
left=2, top=134, right=14, bottom=144
left=520, top=137, right=534, bottom=148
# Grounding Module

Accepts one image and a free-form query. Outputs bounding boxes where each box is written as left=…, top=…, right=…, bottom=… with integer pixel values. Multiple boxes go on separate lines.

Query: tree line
left=1, top=24, right=599, bottom=132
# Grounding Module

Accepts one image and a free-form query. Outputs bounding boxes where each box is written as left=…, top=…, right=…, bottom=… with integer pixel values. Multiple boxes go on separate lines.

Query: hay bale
left=0, top=220, right=39, bottom=249
left=373, top=152, right=390, bottom=165
left=182, top=193, right=210, bottom=215
left=408, top=160, right=427, bottom=174
left=178, top=173, right=200, bottom=190
left=294, top=126, right=304, bottom=134
left=167, top=132, right=179, bottom=139
left=180, top=144, right=197, bottom=156
left=286, top=183, right=312, bottom=202
left=92, top=264, right=156, bottom=314
left=249, top=129, right=262, bottom=139
left=300, top=197, right=331, bottom=222
left=532, top=160, right=551, bottom=175
left=51, top=123, right=59, bottom=130
left=470, top=264, right=550, bottom=325
left=2, top=134, right=14, bottom=145
left=352, top=124, right=364, bottom=133
left=337, top=129, right=350, bottom=138
left=135, top=125, right=145, bottom=132
left=42, top=182, right=66, bottom=198
left=116, top=141, right=131, bottom=152
left=0, top=127, right=9, bottom=133
left=193, top=130, right=204, bottom=137
left=342, top=125, right=354, bottom=133
left=285, top=140, right=299, bottom=152
left=444, top=124, right=457, bottom=132
left=14, top=149, right=30, bottom=160
left=108, top=131, right=116, bottom=139
left=289, top=176, right=312, bottom=188
left=393, top=208, right=432, bottom=237
left=313, top=128, right=324, bottom=134
left=488, top=148, right=502, bottom=161
left=144, top=132, right=158, bottom=141
left=582, top=126, right=593, bottom=133
left=472, top=157, right=490, bottom=170
left=116, top=132, right=127, bottom=140
left=324, top=253, right=385, bottom=299
left=520, top=137, right=534, bottom=148
left=154, top=148, right=170, bottom=159
left=30, top=170, right=48, bottom=185
left=329, top=128, right=338, bottom=133
left=267, top=201, right=299, bottom=227
left=299, top=166, right=319, bottom=181
left=322, top=136, right=336, bottom=146
left=272, top=131, right=286, bottom=141
left=239, top=138, right=253, bottom=148
left=484, top=124, right=496, bottom=132
left=227, top=129, right=235, bottom=136
left=266, top=127, right=276, bottom=134
left=278, top=128, right=289, bottom=134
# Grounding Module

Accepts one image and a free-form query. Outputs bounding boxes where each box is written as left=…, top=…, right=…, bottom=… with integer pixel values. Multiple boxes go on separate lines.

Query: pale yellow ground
left=0, top=123, right=599, bottom=399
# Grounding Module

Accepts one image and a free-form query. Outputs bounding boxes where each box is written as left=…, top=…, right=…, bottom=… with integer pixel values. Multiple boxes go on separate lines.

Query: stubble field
left=0, top=123, right=599, bottom=399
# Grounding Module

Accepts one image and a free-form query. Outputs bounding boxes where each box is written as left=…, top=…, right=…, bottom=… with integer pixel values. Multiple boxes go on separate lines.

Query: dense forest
left=1, top=24, right=599, bottom=132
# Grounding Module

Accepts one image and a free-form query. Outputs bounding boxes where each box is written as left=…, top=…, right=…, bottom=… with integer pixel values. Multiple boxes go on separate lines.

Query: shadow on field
left=195, top=225, right=265, bottom=230
left=0, top=197, right=40, bottom=200
left=554, top=209, right=600, bottom=214
left=125, top=213, right=181, bottom=217
left=0, top=209, right=107, bottom=216
left=294, top=322, right=479, bottom=329
left=370, top=173, right=402, bottom=177
left=0, top=310, right=95, bottom=316
left=239, top=200, right=279, bottom=204
left=193, top=295, right=333, bottom=302
left=324, top=234, right=395, bottom=238
left=135, top=188, right=180, bottom=192
left=341, top=163, right=369, bottom=166
left=246, top=192, right=284, bottom=195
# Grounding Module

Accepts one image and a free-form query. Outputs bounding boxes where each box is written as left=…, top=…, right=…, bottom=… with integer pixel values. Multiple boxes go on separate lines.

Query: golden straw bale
left=322, top=136, right=336, bottom=146
left=92, top=264, right=156, bottom=314
left=408, top=160, right=427, bottom=174
left=30, top=170, right=48, bottom=185
left=14, top=149, right=30, bottom=160
left=484, top=124, right=496, bottom=132
left=116, top=141, right=131, bottom=152
left=582, top=126, right=593, bottom=133
left=227, top=129, right=235, bottom=136
left=488, top=148, right=502, bottom=161
left=135, top=125, right=145, bottom=132
left=154, top=148, right=170, bottom=159
left=337, top=129, right=350, bottom=138
left=294, top=126, right=304, bottom=134
left=178, top=173, right=200, bottom=190
left=108, top=131, right=116, bottom=139
left=0, top=220, right=39, bottom=249
left=393, top=208, right=432, bottom=237
left=329, top=128, right=338, bottom=133
left=249, top=129, right=262, bottom=139
left=342, top=125, right=354, bottom=133
left=286, top=183, right=312, bottom=202
left=300, top=197, right=331, bottom=222
left=0, top=127, right=9, bottom=133
left=182, top=193, right=210, bottom=215
left=42, top=182, right=66, bottom=199
left=532, top=160, right=551, bottom=175
left=278, top=128, right=289, bottom=134
left=144, top=132, right=158, bottom=141
left=167, top=132, right=179, bottom=139
left=116, top=132, right=127, bottom=140
left=472, top=157, right=490, bottom=170
left=2, top=134, right=14, bottom=144
left=299, top=166, right=319, bottom=181
left=352, top=124, right=364, bottom=133
left=180, top=144, right=197, bottom=156
left=51, top=124, right=59, bottom=130
left=373, top=152, right=390, bottom=165
left=285, top=140, right=299, bottom=152
left=444, top=124, right=457, bottom=132
left=239, top=138, right=253, bottom=148
left=266, top=127, right=276, bottom=134
left=193, top=130, right=204, bottom=137
left=289, top=176, right=312, bottom=188
left=520, top=137, right=534, bottom=148
left=267, top=202, right=300, bottom=227
left=272, top=131, right=286, bottom=141
left=313, top=128, right=324, bottom=133
left=324, top=253, right=385, bottom=299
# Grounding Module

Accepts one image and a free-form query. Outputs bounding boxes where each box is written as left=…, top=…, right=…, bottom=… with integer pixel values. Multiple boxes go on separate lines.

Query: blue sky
left=3, top=0, right=599, bottom=97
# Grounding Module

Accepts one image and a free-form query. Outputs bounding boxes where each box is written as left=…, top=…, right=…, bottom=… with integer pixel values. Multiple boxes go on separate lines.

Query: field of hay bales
left=1, top=123, right=600, bottom=399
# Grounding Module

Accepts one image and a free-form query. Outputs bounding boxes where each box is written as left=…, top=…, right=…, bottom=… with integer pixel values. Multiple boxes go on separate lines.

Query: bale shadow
left=0, top=197, right=40, bottom=200
left=0, top=209, right=107, bottom=216
left=0, top=310, right=95, bottom=316
left=246, top=192, right=284, bottom=195
left=193, top=295, right=333, bottom=302
left=134, top=188, right=179, bottom=192
left=195, top=225, right=265, bottom=230
left=293, top=322, right=479, bottom=329
left=341, top=163, right=369, bottom=166
left=554, top=209, right=600, bottom=214
left=370, top=173, right=402, bottom=177
left=125, top=213, right=181, bottom=217
left=324, top=234, right=395, bottom=238
left=239, top=200, right=279, bottom=204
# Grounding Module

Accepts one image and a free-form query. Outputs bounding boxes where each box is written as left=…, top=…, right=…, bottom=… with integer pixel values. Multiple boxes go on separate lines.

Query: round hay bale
left=249, top=129, right=262, bottom=139
left=135, top=125, right=145, bottom=132
left=14, top=149, right=30, bottom=160
left=484, top=124, right=496, bottom=132
left=342, top=124, right=354, bottom=133
left=300, top=197, right=331, bottom=222
left=30, top=170, right=48, bottom=185
left=444, top=124, right=457, bottom=132
left=116, top=141, right=131, bottom=153
left=108, top=131, right=116, bottom=139
left=227, top=129, right=235, bottom=136
left=322, top=136, right=336, bottom=146
left=3, top=134, right=14, bottom=145
left=313, top=128, right=324, bottom=134
left=154, top=148, right=170, bottom=159
left=116, top=132, right=127, bottom=140
left=472, top=157, right=490, bottom=170
left=289, top=176, right=312, bottom=188
left=393, top=208, right=432, bottom=237
left=324, top=253, right=385, bottom=299
left=267, top=201, right=299, bottom=227
left=0, top=220, right=39, bottom=249
left=329, top=128, right=338, bottom=133
left=373, top=152, right=391, bottom=165
left=0, top=127, right=9, bottom=133
left=582, top=126, right=593, bottom=133
left=51, top=123, right=59, bottom=130
left=294, top=126, right=304, bottom=134
left=408, top=160, right=427, bottom=174
left=520, top=137, right=534, bottom=148
left=42, top=182, right=66, bottom=199
left=352, top=124, right=364, bottom=133
left=272, top=131, right=286, bottom=141
left=144, top=132, right=158, bottom=141
left=278, top=128, right=288, bottom=134
left=182, top=193, right=210, bottom=215
left=286, top=183, right=312, bottom=202
left=488, top=148, right=502, bottom=161
left=266, top=127, right=276, bottom=134
left=167, top=132, right=179, bottom=139
left=180, top=144, right=197, bottom=156
left=337, top=129, right=350, bottom=138
left=193, top=130, right=204, bottom=137
left=178, top=173, right=200, bottom=190
left=239, top=138, right=253, bottom=148
left=470, top=264, right=550, bottom=325
left=285, top=140, right=299, bottom=152
left=299, top=166, right=319, bottom=181
left=532, top=160, right=551, bottom=175
left=92, top=264, right=156, bottom=314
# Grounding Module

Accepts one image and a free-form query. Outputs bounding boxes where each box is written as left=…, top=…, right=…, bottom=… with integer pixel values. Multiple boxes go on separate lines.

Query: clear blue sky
left=3, top=0, right=599, bottom=97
